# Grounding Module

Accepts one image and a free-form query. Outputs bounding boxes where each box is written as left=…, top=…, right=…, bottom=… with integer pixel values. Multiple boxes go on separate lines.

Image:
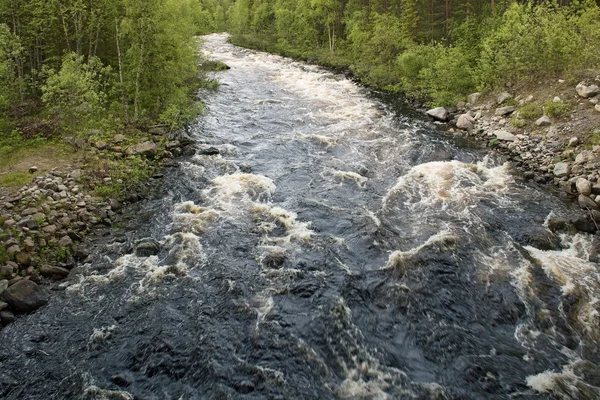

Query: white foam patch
left=251, top=203, right=313, bottom=243
left=332, top=170, right=368, bottom=188
left=207, top=173, right=275, bottom=202
left=383, top=231, right=458, bottom=272
left=383, top=160, right=513, bottom=211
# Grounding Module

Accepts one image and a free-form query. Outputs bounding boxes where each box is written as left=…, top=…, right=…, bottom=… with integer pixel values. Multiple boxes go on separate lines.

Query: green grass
left=0, top=172, right=32, bottom=187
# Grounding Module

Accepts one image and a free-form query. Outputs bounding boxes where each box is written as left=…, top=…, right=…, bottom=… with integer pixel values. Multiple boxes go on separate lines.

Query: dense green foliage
left=0, top=0, right=215, bottom=141
left=220, top=0, right=600, bottom=105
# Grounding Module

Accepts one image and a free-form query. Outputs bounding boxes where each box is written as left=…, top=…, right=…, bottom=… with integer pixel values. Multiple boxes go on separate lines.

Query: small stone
left=23, top=237, right=35, bottom=252
left=494, top=130, right=516, bottom=141
left=15, top=252, right=30, bottom=266
left=595, top=104, right=600, bottom=113
left=578, top=194, right=600, bottom=211
left=553, top=162, right=571, bottom=178
left=553, top=96, right=561, bottom=102
left=58, top=235, right=73, bottom=248
left=40, top=266, right=70, bottom=279
left=535, top=115, right=552, bottom=127
left=29, top=166, right=38, bottom=174
left=0, top=301, right=7, bottom=311
left=495, top=106, right=516, bottom=116
left=6, top=245, right=20, bottom=255
left=568, top=137, right=580, bottom=147
left=576, top=178, right=592, bottom=196
left=0, top=265, right=13, bottom=277
left=3, top=279, right=49, bottom=313
left=0, top=279, right=8, bottom=293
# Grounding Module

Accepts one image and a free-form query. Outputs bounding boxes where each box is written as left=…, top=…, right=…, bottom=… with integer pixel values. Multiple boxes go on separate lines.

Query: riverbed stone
left=494, top=130, right=516, bottom=141
left=40, top=266, right=70, bottom=279
left=553, top=162, right=571, bottom=177
left=576, top=83, right=600, bottom=98
left=58, top=235, right=73, bottom=248
left=535, top=115, right=552, bottom=127
left=495, top=106, right=515, bottom=116
left=2, top=279, right=49, bottom=313
left=595, top=104, right=600, bottom=113
left=578, top=194, right=600, bottom=211
left=0, top=280, right=8, bottom=294
left=426, top=107, right=449, bottom=121
left=576, top=178, right=592, bottom=196
left=575, top=150, right=598, bottom=165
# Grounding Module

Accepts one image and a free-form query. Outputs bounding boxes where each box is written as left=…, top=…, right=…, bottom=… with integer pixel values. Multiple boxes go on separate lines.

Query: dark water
left=1, top=33, right=599, bottom=400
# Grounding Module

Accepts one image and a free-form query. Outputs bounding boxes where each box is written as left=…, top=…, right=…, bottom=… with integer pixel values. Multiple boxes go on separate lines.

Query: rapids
left=1, top=33, right=599, bottom=399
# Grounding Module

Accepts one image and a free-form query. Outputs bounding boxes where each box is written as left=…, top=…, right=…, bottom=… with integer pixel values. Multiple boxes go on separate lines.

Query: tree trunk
left=133, top=23, right=146, bottom=121
left=115, top=18, right=129, bottom=125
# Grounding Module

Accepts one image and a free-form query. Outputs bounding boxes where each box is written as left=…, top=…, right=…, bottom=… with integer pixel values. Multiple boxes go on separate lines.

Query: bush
left=518, top=103, right=544, bottom=120
left=543, top=99, right=571, bottom=118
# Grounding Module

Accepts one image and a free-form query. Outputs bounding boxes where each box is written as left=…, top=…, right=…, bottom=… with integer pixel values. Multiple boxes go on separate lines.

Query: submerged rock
left=135, top=240, right=161, bottom=257
left=3, top=280, right=49, bottom=313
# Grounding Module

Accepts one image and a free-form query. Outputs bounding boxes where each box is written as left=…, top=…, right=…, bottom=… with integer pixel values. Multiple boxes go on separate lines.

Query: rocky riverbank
left=423, top=81, right=600, bottom=235
left=0, top=129, right=196, bottom=327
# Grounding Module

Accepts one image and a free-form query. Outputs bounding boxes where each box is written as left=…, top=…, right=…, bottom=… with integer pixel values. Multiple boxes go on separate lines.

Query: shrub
left=518, top=103, right=544, bottom=120
left=543, top=99, right=571, bottom=118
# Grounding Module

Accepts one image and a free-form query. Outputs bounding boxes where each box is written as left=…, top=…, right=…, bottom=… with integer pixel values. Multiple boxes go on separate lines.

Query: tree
left=41, top=53, right=109, bottom=146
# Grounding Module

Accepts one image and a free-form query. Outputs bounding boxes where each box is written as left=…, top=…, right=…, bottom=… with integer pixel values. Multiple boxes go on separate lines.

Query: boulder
left=553, top=162, right=571, bottom=178
left=197, top=146, right=220, bottom=156
left=126, top=141, right=157, bottom=157
left=578, top=194, right=600, bottom=211
left=497, top=92, right=513, bottom=104
left=40, top=266, right=70, bottom=279
left=575, top=150, right=598, bottom=165
left=495, top=106, right=516, bottom=116
left=2, top=280, right=49, bottom=313
left=493, top=130, right=516, bottom=141
left=426, top=107, right=449, bottom=122
left=456, top=114, right=475, bottom=131
left=572, top=216, right=597, bottom=234
left=576, top=178, right=592, bottom=196
left=576, top=82, right=600, bottom=98
left=0, top=279, right=8, bottom=294
left=0, top=310, right=15, bottom=325
left=535, top=115, right=552, bottom=127
left=467, top=92, right=481, bottom=105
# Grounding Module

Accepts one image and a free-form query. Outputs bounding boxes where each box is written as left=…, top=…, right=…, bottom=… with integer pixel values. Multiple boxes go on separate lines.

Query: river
left=1, top=33, right=599, bottom=400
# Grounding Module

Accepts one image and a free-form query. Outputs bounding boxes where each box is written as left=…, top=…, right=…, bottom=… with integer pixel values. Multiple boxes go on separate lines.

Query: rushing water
left=2, top=33, right=600, bottom=400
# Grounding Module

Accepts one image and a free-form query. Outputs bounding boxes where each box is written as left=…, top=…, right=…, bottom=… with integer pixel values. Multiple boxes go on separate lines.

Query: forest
left=202, top=0, right=600, bottom=106
left=1, top=0, right=600, bottom=147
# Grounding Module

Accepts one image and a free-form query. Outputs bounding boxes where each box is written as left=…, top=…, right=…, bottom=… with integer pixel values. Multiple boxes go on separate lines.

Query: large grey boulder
left=3, top=280, right=49, bottom=313
left=426, top=107, right=449, bottom=121
left=576, top=83, right=600, bottom=98
left=493, top=130, right=516, bottom=141
left=553, top=162, right=571, bottom=177
left=126, top=141, right=158, bottom=157
left=495, top=106, right=516, bottom=116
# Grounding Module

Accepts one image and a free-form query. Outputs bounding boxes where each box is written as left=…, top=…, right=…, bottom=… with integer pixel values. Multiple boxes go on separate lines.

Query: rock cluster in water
left=425, top=82, right=600, bottom=234
left=0, top=129, right=196, bottom=327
